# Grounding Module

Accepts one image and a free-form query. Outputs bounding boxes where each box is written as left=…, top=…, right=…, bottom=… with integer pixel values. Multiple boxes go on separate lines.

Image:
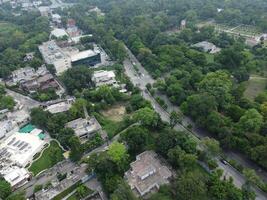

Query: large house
left=92, top=70, right=117, bottom=87
left=192, top=41, right=221, bottom=54
left=65, top=117, right=102, bottom=142
left=125, top=151, right=173, bottom=197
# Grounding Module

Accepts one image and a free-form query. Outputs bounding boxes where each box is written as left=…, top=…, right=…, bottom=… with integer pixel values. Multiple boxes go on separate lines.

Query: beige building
left=125, top=151, right=173, bottom=197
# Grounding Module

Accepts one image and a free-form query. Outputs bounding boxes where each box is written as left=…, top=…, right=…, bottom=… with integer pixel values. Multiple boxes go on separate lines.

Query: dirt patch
left=101, top=105, right=126, bottom=122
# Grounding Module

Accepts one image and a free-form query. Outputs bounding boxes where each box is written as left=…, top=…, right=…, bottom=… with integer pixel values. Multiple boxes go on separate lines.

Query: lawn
left=29, top=141, right=64, bottom=176
left=244, top=75, right=267, bottom=101
left=205, top=53, right=214, bottom=63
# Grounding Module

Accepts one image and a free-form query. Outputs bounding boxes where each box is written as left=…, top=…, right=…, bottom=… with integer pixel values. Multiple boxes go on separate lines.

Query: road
left=123, top=45, right=267, bottom=200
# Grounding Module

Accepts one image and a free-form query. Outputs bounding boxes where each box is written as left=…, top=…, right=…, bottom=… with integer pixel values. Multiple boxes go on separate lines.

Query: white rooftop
left=0, top=130, right=45, bottom=167
left=3, top=166, right=30, bottom=187
left=45, top=101, right=72, bottom=114
left=71, top=50, right=98, bottom=62
left=51, top=28, right=68, bottom=38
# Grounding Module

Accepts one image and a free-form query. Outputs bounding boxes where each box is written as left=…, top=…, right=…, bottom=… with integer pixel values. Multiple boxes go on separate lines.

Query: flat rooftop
left=71, top=49, right=99, bottom=62
left=0, top=130, right=45, bottom=167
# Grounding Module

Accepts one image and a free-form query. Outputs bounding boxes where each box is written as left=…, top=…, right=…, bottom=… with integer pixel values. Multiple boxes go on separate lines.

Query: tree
left=170, top=111, right=182, bottom=128
left=122, top=126, right=149, bottom=154
left=0, top=95, right=15, bottom=110
left=243, top=169, right=260, bottom=186
left=6, top=191, right=25, bottom=200
left=201, top=137, right=221, bottom=160
left=181, top=93, right=217, bottom=121
left=111, top=181, right=137, bottom=200
left=238, top=109, right=263, bottom=133
left=30, top=107, right=50, bottom=129
left=0, top=178, right=12, bottom=199
left=174, top=171, right=207, bottom=200
left=167, top=145, right=197, bottom=170
left=133, top=107, right=160, bottom=128
left=76, top=184, right=88, bottom=198
left=198, top=70, right=233, bottom=108
left=69, top=136, right=84, bottom=162
left=209, top=171, right=243, bottom=200
left=61, top=66, right=92, bottom=94
left=108, top=142, right=129, bottom=171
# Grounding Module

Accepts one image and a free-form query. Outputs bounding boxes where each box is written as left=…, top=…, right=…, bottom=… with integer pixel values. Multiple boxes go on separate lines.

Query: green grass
left=205, top=53, right=214, bottom=63
left=244, top=76, right=267, bottom=101
left=29, top=141, right=64, bottom=176
left=94, top=112, right=126, bottom=139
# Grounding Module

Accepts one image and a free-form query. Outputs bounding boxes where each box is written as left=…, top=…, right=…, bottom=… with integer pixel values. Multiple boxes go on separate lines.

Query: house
left=20, top=72, right=59, bottom=92
left=192, top=41, right=221, bottom=54
left=11, top=67, right=36, bottom=84
left=65, top=117, right=102, bottom=141
left=51, top=28, right=68, bottom=39
left=51, top=13, right=62, bottom=25
left=45, top=98, right=75, bottom=114
left=2, top=166, right=30, bottom=189
left=92, top=70, right=117, bottom=87
left=66, top=19, right=81, bottom=37
left=38, top=6, right=50, bottom=17
left=125, top=151, right=173, bottom=197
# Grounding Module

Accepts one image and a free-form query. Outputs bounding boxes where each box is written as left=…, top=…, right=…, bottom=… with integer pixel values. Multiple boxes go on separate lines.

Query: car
left=220, top=159, right=228, bottom=165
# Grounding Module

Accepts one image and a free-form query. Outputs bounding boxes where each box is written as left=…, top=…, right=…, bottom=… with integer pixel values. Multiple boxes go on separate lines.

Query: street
left=123, top=45, right=267, bottom=200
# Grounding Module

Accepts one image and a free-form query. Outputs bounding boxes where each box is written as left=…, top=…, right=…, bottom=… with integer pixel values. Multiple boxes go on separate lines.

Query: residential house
left=125, top=151, right=173, bottom=197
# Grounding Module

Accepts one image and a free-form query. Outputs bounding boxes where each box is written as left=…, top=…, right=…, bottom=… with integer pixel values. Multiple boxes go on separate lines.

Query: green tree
left=111, top=181, right=137, bottom=200
left=0, top=178, right=12, bottom=199
left=170, top=111, right=182, bottom=128
left=30, top=108, right=50, bottom=129
left=76, top=184, right=88, bottom=198
left=69, top=136, right=84, bottom=162
left=122, top=126, right=149, bottom=154
left=174, top=171, right=207, bottom=200
left=167, top=146, right=197, bottom=170
left=108, top=142, right=129, bottom=170
left=238, top=109, right=263, bottom=133
left=201, top=137, right=221, bottom=160
left=198, top=70, right=233, bottom=108
left=133, top=107, right=160, bottom=128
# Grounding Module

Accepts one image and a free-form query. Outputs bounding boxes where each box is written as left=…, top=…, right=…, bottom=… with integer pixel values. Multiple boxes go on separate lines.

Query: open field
left=29, top=141, right=64, bottom=176
left=244, top=75, right=267, bottom=101
left=101, top=104, right=126, bottom=122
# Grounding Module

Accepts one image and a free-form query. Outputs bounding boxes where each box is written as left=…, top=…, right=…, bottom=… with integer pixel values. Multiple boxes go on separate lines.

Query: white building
left=192, top=41, right=221, bottom=54
left=45, top=98, right=74, bottom=114
left=92, top=70, right=117, bottom=87
left=0, top=120, right=14, bottom=139
left=3, top=167, right=30, bottom=188
left=39, top=41, right=72, bottom=75
left=51, top=13, right=61, bottom=24
left=51, top=28, right=68, bottom=39
left=0, top=131, right=45, bottom=167
left=38, top=6, right=50, bottom=16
